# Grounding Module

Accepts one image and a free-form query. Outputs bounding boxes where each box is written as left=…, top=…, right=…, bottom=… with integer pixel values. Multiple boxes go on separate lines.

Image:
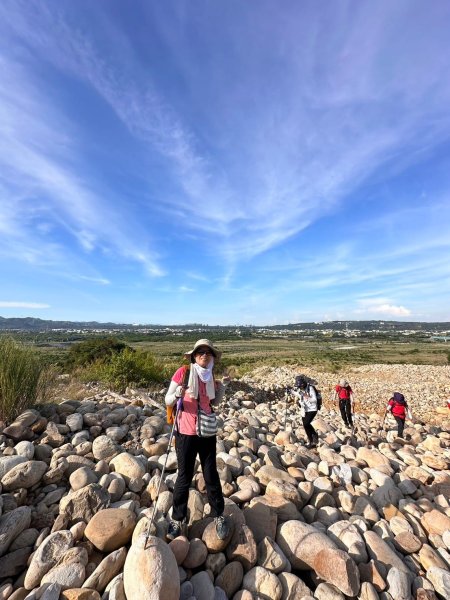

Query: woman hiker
left=293, top=375, right=319, bottom=449
left=387, top=391, right=411, bottom=438
left=165, top=339, right=231, bottom=541
left=334, top=378, right=355, bottom=429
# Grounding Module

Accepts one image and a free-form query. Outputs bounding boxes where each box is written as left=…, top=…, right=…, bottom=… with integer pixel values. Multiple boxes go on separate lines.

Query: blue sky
left=1, top=1, right=450, bottom=325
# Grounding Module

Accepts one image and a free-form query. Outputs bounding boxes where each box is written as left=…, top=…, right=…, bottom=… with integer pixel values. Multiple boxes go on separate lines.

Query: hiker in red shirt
left=387, top=392, right=409, bottom=438
left=334, top=379, right=354, bottom=429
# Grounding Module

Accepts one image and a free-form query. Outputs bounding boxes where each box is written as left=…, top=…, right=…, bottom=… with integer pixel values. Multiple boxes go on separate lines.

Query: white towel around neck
left=188, top=359, right=215, bottom=399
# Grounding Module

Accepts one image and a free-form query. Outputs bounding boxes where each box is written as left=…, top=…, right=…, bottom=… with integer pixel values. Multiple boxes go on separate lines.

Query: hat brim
left=183, top=339, right=222, bottom=361
left=184, top=348, right=222, bottom=361
left=184, top=339, right=222, bottom=360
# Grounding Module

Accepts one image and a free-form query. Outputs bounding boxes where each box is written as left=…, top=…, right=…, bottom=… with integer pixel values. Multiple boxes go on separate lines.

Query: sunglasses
left=195, top=349, right=213, bottom=356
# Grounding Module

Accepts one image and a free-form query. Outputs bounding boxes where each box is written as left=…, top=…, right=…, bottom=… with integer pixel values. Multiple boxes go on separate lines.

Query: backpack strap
left=181, top=365, right=190, bottom=389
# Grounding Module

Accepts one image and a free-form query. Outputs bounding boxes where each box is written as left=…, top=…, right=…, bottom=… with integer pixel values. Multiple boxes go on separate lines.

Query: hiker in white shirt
left=293, top=375, right=319, bottom=449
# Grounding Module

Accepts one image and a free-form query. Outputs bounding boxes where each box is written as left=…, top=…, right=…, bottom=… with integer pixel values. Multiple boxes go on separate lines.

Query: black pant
left=302, top=411, right=318, bottom=443
left=172, top=432, right=224, bottom=521
left=339, top=399, right=353, bottom=427
left=394, top=416, right=405, bottom=438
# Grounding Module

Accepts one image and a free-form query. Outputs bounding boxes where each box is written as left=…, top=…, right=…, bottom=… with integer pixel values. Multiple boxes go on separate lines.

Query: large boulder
left=226, top=525, right=258, bottom=571
left=422, top=510, right=450, bottom=536
left=313, top=548, right=360, bottom=596
left=41, top=562, right=85, bottom=590
left=82, top=546, right=127, bottom=592
left=84, top=509, right=136, bottom=552
left=0, top=456, right=27, bottom=479
left=2, top=423, right=34, bottom=442
left=254, top=466, right=298, bottom=487
left=59, top=484, right=110, bottom=523
left=356, top=448, right=393, bottom=475
left=0, top=506, right=32, bottom=557
left=92, top=436, right=122, bottom=461
left=276, top=520, right=337, bottom=570
left=24, top=530, right=74, bottom=590
left=123, top=534, right=179, bottom=600
left=215, top=561, right=244, bottom=598
left=109, top=452, right=146, bottom=484
left=242, top=566, right=283, bottom=600
left=1, top=460, right=47, bottom=491
left=364, top=531, right=411, bottom=575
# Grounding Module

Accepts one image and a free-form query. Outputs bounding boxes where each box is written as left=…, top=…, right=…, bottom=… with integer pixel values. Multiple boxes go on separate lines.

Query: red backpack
left=337, top=385, right=351, bottom=400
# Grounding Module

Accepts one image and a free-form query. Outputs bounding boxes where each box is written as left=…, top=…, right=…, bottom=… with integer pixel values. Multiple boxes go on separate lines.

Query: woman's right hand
left=175, top=385, right=184, bottom=397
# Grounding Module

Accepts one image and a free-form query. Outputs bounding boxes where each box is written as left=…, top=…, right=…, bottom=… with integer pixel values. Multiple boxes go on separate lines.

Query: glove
left=176, top=398, right=184, bottom=411
left=175, top=385, right=184, bottom=398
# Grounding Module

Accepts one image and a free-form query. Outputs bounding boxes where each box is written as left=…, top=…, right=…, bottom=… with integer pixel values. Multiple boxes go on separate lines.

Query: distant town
left=1, top=316, right=450, bottom=342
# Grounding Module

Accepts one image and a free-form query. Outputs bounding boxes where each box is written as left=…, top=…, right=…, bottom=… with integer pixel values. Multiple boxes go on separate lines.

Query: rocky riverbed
left=0, top=365, right=449, bottom=600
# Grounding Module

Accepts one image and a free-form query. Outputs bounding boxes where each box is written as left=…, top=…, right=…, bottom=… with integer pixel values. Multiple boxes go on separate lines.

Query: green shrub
left=78, top=348, right=177, bottom=392
left=0, top=337, right=55, bottom=421
left=66, top=337, right=129, bottom=369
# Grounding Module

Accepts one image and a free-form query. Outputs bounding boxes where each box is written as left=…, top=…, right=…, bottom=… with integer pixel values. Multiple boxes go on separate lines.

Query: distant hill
left=0, top=316, right=131, bottom=331
left=1, top=316, right=450, bottom=333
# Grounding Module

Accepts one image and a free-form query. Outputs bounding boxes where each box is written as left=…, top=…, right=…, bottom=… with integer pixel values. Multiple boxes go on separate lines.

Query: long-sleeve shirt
left=293, top=385, right=318, bottom=412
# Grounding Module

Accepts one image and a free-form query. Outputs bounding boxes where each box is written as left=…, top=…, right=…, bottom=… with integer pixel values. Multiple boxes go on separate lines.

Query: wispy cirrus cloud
left=4, top=1, right=450, bottom=269
left=0, top=16, right=164, bottom=278
left=77, top=276, right=111, bottom=286
left=0, top=301, right=50, bottom=309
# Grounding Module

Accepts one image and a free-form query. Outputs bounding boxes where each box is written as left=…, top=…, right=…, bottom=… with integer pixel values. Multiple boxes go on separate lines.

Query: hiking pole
left=351, top=400, right=356, bottom=435
left=284, top=387, right=290, bottom=430
left=144, top=398, right=181, bottom=549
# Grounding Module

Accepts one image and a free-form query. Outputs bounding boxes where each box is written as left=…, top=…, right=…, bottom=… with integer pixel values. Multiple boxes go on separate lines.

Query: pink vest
left=172, top=366, right=214, bottom=436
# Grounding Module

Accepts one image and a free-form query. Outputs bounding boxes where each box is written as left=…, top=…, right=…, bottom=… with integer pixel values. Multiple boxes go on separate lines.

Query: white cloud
left=0, top=301, right=50, bottom=309
left=373, top=304, right=412, bottom=317
left=355, top=298, right=412, bottom=317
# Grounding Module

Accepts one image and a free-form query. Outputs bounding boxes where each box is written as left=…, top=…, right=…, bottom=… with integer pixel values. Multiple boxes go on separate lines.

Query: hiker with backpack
left=334, top=378, right=354, bottom=429
left=293, top=375, right=320, bottom=449
left=387, top=391, right=411, bottom=438
left=164, top=339, right=231, bottom=541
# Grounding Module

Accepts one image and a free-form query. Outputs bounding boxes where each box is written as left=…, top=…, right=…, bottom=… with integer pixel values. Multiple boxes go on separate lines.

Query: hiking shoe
left=215, top=515, right=231, bottom=540
left=167, top=519, right=182, bottom=540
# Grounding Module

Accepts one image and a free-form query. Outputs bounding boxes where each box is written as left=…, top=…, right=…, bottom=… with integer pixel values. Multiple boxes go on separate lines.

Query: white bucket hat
left=184, top=339, right=222, bottom=361
left=340, top=379, right=348, bottom=386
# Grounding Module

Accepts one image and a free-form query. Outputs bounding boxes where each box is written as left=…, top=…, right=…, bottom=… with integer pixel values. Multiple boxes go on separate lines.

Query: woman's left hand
left=222, top=376, right=231, bottom=387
